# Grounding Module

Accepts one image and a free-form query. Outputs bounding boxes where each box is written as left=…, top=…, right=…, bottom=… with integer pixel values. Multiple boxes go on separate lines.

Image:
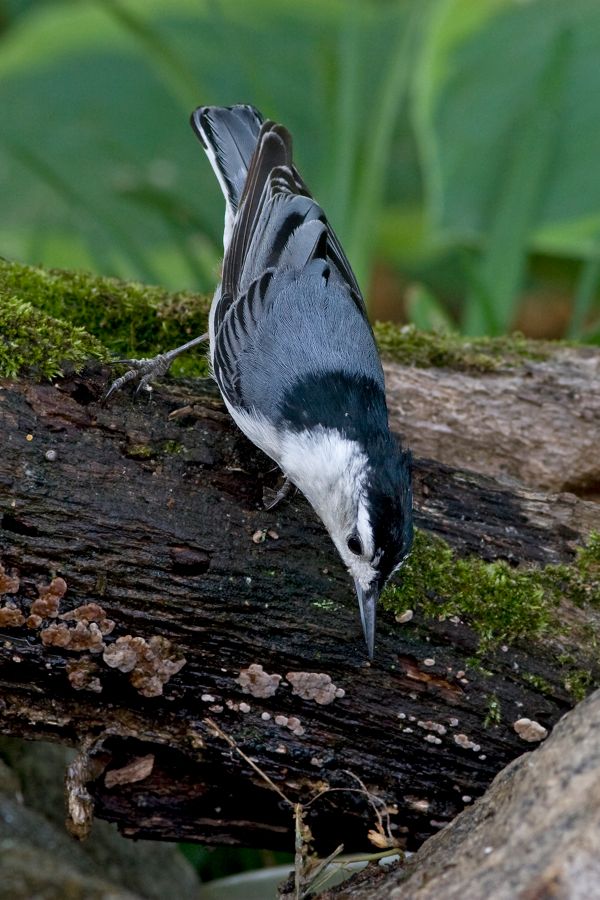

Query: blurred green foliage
left=180, top=844, right=293, bottom=883
left=1, top=0, right=600, bottom=340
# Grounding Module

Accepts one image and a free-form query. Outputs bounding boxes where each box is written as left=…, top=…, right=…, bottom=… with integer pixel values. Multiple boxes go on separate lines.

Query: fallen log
left=0, top=361, right=599, bottom=855
left=383, top=343, right=600, bottom=495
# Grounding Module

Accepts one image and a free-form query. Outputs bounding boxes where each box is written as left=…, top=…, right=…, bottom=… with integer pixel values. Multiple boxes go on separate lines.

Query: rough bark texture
left=329, top=687, right=600, bottom=900
left=384, top=345, right=600, bottom=495
left=0, top=363, right=598, bottom=858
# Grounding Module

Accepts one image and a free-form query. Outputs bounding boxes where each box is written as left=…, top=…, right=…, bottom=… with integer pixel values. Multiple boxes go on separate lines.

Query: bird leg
left=263, top=477, right=296, bottom=510
left=104, top=333, right=209, bottom=401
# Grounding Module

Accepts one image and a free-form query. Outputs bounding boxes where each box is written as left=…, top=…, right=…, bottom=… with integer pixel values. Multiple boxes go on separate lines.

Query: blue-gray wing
left=212, top=118, right=379, bottom=415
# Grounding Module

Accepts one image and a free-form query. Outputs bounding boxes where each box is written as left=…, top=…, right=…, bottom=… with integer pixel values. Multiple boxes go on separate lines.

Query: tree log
left=384, top=345, right=600, bottom=495
left=327, top=687, right=600, bottom=899
left=0, top=364, right=599, bottom=856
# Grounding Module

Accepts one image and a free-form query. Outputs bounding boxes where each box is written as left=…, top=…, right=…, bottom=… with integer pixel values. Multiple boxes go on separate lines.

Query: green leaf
left=405, top=282, right=454, bottom=333
left=414, top=0, right=600, bottom=263
left=463, top=27, right=572, bottom=334
left=345, top=2, right=427, bottom=290
left=0, top=0, right=422, bottom=301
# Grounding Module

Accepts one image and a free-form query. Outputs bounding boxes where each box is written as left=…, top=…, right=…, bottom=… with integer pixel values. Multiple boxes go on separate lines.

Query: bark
left=328, top=687, right=600, bottom=899
left=384, top=345, right=600, bottom=495
left=0, top=363, right=598, bottom=857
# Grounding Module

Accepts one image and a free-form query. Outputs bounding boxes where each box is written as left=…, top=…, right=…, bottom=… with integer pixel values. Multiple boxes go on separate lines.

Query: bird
left=107, top=104, right=413, bottom=658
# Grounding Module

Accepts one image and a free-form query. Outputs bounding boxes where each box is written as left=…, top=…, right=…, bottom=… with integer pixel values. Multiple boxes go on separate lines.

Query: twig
left=203, top=717, right=293, bottom=807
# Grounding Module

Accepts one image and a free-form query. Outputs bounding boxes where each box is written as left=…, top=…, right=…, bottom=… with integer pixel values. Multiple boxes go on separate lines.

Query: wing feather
left=222, top=125, right=289, bottom=297
left=210, top=113, right=370, bottom=410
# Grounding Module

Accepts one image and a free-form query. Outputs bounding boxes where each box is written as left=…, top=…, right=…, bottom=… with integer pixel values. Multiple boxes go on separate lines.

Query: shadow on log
left=0, top=365, right=599, bottom=857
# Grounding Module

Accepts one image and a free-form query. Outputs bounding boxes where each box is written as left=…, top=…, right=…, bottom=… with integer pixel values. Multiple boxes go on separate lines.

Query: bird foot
left=103, top=332, right=209, bottom=402
left=104, top=353, right=173, bottom=401
left=263, top=477, right=295, bottom=510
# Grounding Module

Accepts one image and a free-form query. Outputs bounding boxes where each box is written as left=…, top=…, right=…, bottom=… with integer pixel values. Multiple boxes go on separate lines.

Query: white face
left=332, top=495, right=379, bottom=591
left=278, top=426, right=379, bottom=591
left=224, top=411, right=389, bottom=589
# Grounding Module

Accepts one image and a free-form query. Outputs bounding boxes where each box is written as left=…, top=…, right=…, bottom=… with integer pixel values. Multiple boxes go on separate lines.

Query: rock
left=0, top=842, right=139, bottom=900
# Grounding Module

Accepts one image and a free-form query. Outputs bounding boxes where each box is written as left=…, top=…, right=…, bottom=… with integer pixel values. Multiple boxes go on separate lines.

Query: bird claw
left=103, top=333, right=209, bottom=403
left=103, top=353, right=171, bottom=402
left=263, top=477, right=295, bottom=510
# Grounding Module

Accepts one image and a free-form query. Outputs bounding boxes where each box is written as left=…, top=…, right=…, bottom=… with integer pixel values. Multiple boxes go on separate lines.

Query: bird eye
left=347, top=534, right=363, bottom=556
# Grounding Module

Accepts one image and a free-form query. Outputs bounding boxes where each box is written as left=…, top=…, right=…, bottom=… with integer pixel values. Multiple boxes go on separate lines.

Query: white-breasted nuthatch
left=107, top=104, right=413, bottom=658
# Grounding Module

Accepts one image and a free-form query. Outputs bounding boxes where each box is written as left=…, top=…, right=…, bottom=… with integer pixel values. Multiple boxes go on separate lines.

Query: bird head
left=281, top=425, right=413, bottom=658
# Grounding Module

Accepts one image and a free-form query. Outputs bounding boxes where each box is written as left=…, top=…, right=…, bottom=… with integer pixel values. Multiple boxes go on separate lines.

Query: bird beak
left=354, top=580, right=380, bottom=660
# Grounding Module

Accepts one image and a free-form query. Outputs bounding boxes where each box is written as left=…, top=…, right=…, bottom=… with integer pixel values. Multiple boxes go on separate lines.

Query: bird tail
left=190, top=105, right=264, bottom=247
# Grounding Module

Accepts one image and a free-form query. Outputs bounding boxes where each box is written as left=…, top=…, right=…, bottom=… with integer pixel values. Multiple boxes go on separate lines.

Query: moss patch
left=311, top=597, right=338, bottom=612
left=565, top=531, right=600, bottom=606
left=562, top=669, right=595, bottom=703
left=0, top=259, right=211, bottom=378
left=374, top=322, right=552, bottom=371
left=521, top=673, right=553, bottom=696
left=1, top=258, right=571, bottom=382
left=0, top=296, right=106, bottom=379
left=484, top=694, right=502, bottom=727
left=382, top=529, right=600, bottom=656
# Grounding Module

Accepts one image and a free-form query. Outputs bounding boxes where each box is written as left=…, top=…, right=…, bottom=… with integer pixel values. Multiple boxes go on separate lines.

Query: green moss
left=465, top=657, right=494, bottom=677
left=311, top=597, right=338, bottom=612
left=125, top=444, right=156, bottom=460
left=555, top=654, right=595, bottom=702
left=373, top=322, right=551, bottom=371
left=162, top=440, right=184, bottom=455
left=484, top=694, right=502, bottom=727
left=125, top=440, right=184, bottom=459
left=568, top=532, right=600, bottom=606
left=0, top=259, right=211, bottom=378
left=1, top=259, right=567, bottom=384
left=383, top=530, right=600, bottom=703
left=563, top=669, right=594, bottom=703
left=382, top=531, right=552, bottom=650
left=382, top=529, right=600, bottom=655
left=0, top=295, right=106, bottom=379
left=521, top=673, right=553, bottom=695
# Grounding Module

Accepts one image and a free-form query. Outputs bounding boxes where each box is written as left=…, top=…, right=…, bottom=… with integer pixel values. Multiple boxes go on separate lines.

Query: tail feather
left=191, top=105, right=263, bottom=247
left=191, top=103, right=364, bottom=315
